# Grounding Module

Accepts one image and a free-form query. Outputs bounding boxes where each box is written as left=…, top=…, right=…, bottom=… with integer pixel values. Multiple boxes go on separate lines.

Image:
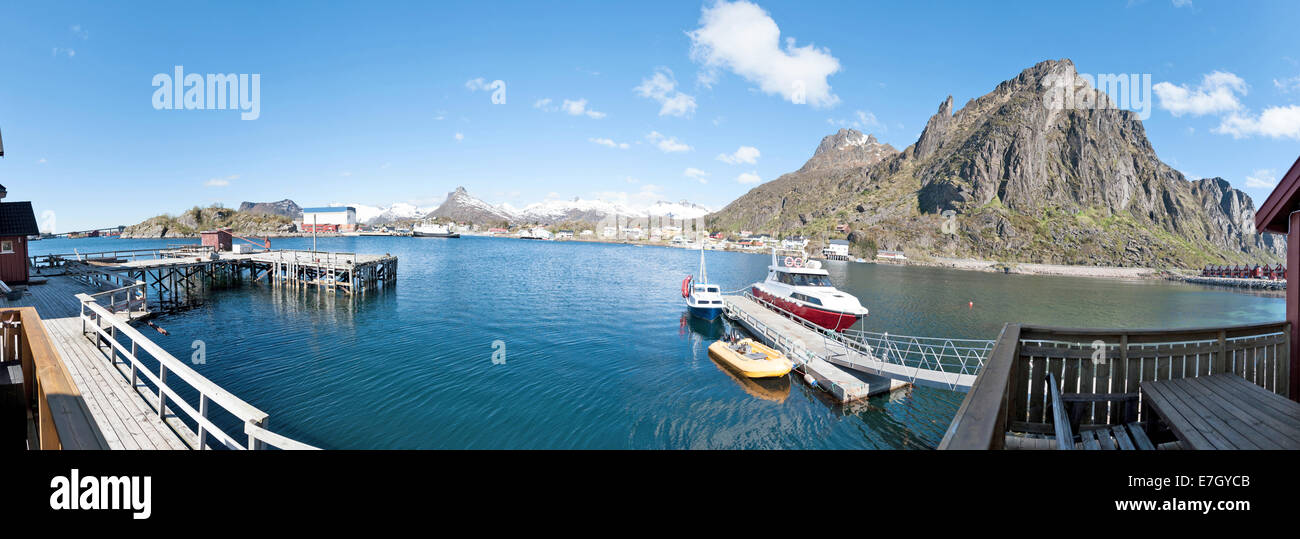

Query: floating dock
left=723, top=294, right=992, bottom=403
left=723, top=295, right=909, bottom=402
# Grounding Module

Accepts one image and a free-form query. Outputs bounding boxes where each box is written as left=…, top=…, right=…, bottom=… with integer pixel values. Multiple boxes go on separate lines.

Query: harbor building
left=299, top=206, right=357, bottom=233
left=822, top=239, right=850, bottom=260
left=0, top=185, right=40, bottom=285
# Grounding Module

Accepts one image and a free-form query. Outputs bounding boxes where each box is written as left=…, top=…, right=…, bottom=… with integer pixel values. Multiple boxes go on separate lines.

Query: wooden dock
left=7, top=276, right=189, bottom=449
left=37, top=247, right=398, bottom=312
left=723, top=295, right=908, bottom=402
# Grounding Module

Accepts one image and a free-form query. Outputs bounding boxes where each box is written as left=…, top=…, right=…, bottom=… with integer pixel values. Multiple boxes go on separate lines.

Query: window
left=0, top=240, right=12, bottom=254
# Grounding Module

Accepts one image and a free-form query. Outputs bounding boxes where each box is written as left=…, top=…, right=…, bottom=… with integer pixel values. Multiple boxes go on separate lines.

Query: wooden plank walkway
left=8, top=276, right=191, bottom=450
left=723, top=295, right=908, bottom=402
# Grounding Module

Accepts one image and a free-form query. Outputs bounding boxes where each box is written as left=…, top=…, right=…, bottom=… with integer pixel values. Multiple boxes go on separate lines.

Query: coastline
left=909, top=256, right=1160, bottom=280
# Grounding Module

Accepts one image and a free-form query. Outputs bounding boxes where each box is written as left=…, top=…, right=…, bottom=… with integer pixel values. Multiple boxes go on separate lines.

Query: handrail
left=244, top=421, right=319, bottom=450
left=2, top=308, right=105, bottom=449
left=77, top=293, right=279, bottom=450
left=938, top=323, right=1021, bottom=450
left=86, top=281, right=148, bottom=321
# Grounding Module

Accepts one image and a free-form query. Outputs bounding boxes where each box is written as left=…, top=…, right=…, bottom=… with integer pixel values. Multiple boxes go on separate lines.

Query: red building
left=201, top=228, right=233, bottom=251
left=0, top=186, right=40, bottom=285
left=1253, top=153, right=1300, bottom=401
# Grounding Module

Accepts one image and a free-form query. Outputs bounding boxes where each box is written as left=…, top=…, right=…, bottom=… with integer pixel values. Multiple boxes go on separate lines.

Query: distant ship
left=413, top=224, right=460, bottom=238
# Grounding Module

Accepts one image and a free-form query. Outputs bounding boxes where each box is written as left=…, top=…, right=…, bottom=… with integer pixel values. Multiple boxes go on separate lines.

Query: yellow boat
left=707, top=338, right=793, bottom=379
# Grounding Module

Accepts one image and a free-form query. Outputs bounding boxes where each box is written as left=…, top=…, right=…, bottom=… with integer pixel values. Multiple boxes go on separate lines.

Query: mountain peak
left=799, top=128, right=897, bottom=173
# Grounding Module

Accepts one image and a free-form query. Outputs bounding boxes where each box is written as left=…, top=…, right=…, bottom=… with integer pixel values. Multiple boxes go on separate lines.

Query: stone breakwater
left=1169, top=275, right=1286, bottom=291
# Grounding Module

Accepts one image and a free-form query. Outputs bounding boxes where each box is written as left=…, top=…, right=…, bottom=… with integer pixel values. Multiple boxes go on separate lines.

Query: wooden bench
left=1046, top=373, right=1155, bottom=450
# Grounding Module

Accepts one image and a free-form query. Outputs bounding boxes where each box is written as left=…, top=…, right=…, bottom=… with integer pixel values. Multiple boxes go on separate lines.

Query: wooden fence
left=939, top=321, right=1291, bottom=449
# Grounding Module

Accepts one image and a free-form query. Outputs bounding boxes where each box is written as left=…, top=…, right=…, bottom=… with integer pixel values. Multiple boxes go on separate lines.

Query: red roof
left=1254, top=154, right=1300, bottom=234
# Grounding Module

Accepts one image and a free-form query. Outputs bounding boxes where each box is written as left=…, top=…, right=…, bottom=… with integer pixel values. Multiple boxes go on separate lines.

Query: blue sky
left=1, top=0, right=1298, bottom=232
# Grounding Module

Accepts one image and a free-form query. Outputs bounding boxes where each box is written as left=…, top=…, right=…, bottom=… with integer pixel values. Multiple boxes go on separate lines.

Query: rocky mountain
left=237, top=199, right=302, bottom=218
left=123, top=205, right=294, bottom=238
left=707, top=59, right=1284, bottom=268
left=427, top=187, right=517, bottom=225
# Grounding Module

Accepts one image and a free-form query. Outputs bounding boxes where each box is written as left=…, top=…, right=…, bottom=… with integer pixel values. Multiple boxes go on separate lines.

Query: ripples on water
left=31, top=237, right=1283, bottom=449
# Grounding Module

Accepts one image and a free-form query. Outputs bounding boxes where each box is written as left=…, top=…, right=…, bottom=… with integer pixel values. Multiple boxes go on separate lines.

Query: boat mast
left=699, top=241, right=707, bottom=284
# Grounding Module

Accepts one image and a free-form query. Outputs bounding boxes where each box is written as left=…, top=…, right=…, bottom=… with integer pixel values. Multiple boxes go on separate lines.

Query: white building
left=602, top=226, right=618, bottom=239
left=300, top=206, right=357, bottom=233
left=823, top=239, right=850, bottom=259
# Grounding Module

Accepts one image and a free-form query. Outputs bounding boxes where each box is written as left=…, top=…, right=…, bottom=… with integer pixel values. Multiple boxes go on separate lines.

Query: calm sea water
left=29, top=236, right=1285, bottom=449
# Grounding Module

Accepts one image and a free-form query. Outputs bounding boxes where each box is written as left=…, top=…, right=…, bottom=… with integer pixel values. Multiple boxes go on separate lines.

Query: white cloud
left=589, top=137, right=630, bottom=149
left=1216, top=105, right=1300, bottom=140
left=204, top=174, right=238, bottom=187
left=688, top=0, right=841, bottom=107
left=646, top=131, right=691, bottom=153
left=52, top=47, right=75, bottom=57
left=561, top=98, right=606, bottom=119
left=634, top=67, right=697, bottom=117
left=465, top=77, right=491, bottom=91
left=1172, top=0, right=1193, bottom=7
left=1245, top=169, right=1278, bottom=189
left=684, top=167, right=711, bottom=183
left=533, top=98, right=554, bottom=111
left=71, top=24, right=88, bottom=39
left=716, top=146, right=761, bottom=165
left=37, top=158, right=47, bottom=164
left=1274, top=75, right=1300, bottom=93
left=454, top=132, right=465, bottom=141
left=737, top=171, right=762, bottom=184
left=1153, top=71, right=1246, bottom=116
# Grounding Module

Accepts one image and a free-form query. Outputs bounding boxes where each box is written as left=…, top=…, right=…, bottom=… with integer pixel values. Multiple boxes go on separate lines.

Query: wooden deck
left=8, top=276, right=191, bottom=449
left=1142, top=374, right=1300, bottom=450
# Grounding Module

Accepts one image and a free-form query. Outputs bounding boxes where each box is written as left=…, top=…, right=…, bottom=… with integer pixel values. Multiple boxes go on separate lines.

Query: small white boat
left=683, top=243, right=723, bottom=320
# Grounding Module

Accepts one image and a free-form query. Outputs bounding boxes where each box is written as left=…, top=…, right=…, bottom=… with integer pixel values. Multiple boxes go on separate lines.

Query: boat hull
left=413, top=232, right=460, bottom=238
left=688, top=305, right=723, bottom=321
left=752, top=287, right=861, bottom=332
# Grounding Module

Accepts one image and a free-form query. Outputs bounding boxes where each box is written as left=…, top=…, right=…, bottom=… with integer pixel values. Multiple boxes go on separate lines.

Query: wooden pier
left=8, top=245, right=397, bottom=450
left=35, top=247, right=398, bottom=312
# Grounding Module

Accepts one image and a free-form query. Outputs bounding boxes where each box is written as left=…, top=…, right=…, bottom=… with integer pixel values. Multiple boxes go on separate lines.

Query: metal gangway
left=724, top=291, right=994, bottom=392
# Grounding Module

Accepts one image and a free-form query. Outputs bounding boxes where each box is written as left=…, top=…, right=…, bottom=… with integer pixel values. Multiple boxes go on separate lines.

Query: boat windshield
left=779, top=272, right=833, bottom=286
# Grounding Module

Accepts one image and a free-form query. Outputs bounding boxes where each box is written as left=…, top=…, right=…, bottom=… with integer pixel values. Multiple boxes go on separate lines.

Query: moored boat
left=751, top=249, right=868, bottom=332
left=413, top=224, right=460, bottom=238
left=706, top=338, right=793, bottom=378
left=683, top=242, right=723, bottom=320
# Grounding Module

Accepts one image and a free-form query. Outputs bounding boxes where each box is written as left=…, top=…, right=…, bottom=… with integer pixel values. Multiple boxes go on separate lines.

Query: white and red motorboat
left=751, top=249, right=868, bottom=332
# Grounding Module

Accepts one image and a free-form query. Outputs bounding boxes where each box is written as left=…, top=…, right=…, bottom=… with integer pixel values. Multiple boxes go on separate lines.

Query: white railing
left=76, top=293, right=317, bottom=450
left=86, top=281, right=148, bottom=322
left=734, top=291, right=994, bottom=390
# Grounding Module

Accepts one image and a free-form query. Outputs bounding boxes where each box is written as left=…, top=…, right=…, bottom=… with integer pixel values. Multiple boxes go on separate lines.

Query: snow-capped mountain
left=428, top=187, right=517, bottom=224
left=343, top=187, right=711, bottom=226
left=331, top=202, right=436, bottom=224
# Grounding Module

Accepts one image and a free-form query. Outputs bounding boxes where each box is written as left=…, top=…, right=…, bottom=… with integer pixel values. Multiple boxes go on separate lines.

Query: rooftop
left=0, top=201, right=39, bottom=236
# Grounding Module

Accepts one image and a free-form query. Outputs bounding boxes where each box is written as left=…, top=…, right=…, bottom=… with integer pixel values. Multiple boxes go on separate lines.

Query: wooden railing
left=76, top=294, right=316, bottom=450
left=84, top=281, right=149, bottom=322
left=939, top=321, right=1291, bottom=450
left=1, top=307, right=104, bottom=449
left=30, top=248, right=192, bottom=270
